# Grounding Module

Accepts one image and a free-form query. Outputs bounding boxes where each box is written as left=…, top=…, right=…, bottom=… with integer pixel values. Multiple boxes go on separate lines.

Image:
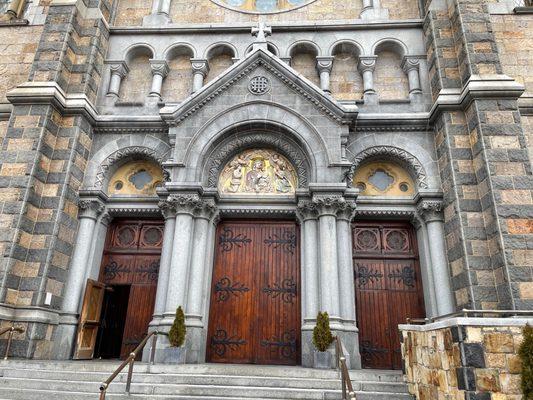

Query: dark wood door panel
left=353, top=221, right=425, bottom=370
left=207, top=221, right=300, bottom=366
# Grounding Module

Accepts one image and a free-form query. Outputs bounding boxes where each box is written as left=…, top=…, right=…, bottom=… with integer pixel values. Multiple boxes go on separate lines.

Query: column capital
left=357, top=56, right=377, bottom=73
left=109, top=61, right=129, bottom=78
left=100, top=212, right=113, bottom=226
left=190, top=58, right=210, bottom=78
left=417, top=199, right=444, bottom=222
left=167, top=193, right=202, bottom=215
left=312, top=195, right=347, bottom=217
left=336, top=201, right=357, bottom=222
left=316, top=56, right=334, bottom=74
left=78, top=199, right=105, bottom=219
left=194, top=198, right=218, bottom=220
left=296, top=200, right=318, bottom=221
left=150, top=59, right=170, bottom=78
left=401, top=56, right=421, bottom=73
left=158, top=200, right=177, bottom=219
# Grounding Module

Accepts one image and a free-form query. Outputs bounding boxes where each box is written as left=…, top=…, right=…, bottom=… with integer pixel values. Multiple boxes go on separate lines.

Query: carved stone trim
left=336, top=201, right=357, bottom=221
left=312, top=195, right=346, bottom=216
left=206, top=132, right=309, bottom=189
left=416, top=200, right=444, bottom=222
left=167, top=194, right=202, bottom=215
left=78, top=199, right=105, bottom=219
left=345, top=146, right=428, bottom=189
left=296, top=200, right=318, bottom=221
left=354, top=209, right=415, bottom=218
left=95, top=146, right=167, bottom=189
left=158, top=200, right=177, bottom=219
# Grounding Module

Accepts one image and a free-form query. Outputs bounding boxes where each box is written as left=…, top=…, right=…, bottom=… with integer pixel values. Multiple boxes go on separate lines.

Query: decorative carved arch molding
left=345, top=146, right=428, bottom=190
left=205, top=132, right=310, bottom=190
left=94, top=146, right=169, bottom=190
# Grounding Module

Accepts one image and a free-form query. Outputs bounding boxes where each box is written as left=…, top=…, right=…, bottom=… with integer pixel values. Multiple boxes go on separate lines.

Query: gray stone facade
left=0, top=0, right=530, bottom=366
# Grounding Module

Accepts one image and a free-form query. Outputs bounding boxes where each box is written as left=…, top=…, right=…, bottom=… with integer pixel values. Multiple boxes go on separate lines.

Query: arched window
left=353, top=161, right=415, bottom=196
left=107, top=161, right=164, bottom=196
left=218, top=149, right=297, bottom=195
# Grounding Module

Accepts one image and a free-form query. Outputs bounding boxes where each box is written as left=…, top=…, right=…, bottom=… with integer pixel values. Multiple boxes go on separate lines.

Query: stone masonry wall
left=0, top=0, right=115, bottom=358
left=115, top=0, right=421, bottom=26
left=401, top=321, right=526, bottom=400
left=424, top=0, right=533, bottom=310
left=0, top=25, right=42, bottom=103
left=491, top=13, right=533, bottom=99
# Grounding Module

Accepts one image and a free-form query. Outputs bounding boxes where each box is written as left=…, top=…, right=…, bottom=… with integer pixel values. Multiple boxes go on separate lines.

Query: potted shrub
left=519, top=324, right=532, bottom=399
left=312, top=311, right=334, bottom=369
left=158, top=306, right=187, bottom=364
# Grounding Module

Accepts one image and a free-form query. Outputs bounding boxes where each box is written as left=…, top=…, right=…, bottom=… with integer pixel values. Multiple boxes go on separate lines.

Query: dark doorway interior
left=94, top=285, right=131, bottom=359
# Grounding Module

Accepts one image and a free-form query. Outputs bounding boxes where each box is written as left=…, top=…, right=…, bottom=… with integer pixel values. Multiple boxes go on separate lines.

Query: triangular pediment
left=160, top=48, right=357, bottom=126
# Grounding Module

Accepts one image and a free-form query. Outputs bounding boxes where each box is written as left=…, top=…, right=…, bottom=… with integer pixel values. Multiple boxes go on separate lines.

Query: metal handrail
left=0, top=325, right=24, bottom=360
left=334, top=336, right=356, bottom=400
left=406, top=309, right=533, bottom=325
left=99, top=331, right=167, bottom=400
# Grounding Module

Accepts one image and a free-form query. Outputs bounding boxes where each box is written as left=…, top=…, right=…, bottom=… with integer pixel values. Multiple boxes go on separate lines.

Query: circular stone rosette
left=210, top=0, right=317, bottom=14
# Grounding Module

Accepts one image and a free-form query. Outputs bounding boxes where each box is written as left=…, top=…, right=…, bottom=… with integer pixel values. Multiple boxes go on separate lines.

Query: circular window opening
left=114, top=181, right=123, bottom=191
left=399, top=182, right=409, bottom=192
left=355, top=182, right=366, bottom=191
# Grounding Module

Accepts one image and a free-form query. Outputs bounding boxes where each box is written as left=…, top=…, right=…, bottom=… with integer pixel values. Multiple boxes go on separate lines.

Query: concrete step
left=0, top=360, right=413, bottom=400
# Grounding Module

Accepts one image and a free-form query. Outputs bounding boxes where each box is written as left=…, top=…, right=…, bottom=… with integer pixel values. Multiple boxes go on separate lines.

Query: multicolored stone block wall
left=424, top=0, right=533, bottom=310
left=401, top=322, right=526, bottom=400
left=0, top=0, right=115, bottom=358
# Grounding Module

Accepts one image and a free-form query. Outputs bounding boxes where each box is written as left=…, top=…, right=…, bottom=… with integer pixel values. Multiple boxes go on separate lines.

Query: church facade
left=0, top=0, right=531, bottom=371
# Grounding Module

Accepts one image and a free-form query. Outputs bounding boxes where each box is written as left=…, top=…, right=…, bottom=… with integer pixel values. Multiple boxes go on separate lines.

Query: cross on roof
left=251, top=22, right=272, bottom=51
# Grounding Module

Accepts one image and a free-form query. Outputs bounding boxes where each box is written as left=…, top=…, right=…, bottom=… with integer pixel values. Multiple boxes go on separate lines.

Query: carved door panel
left=73, top=279, right=105, bottom=360
left=353, top=222, right=425, bottom=370
left=207, top=221, right=300, bottom=365
left=98, top=219, right=163, bottom=360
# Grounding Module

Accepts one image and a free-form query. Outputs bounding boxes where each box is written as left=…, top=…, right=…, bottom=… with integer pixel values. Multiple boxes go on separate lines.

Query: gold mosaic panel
left=212, top=0, right=315, bottom=14
left=353, top=161, right=416, bottom=196
left=219, top=149, right=297, bottom=195
left=107, top=161, right=164, bottom=196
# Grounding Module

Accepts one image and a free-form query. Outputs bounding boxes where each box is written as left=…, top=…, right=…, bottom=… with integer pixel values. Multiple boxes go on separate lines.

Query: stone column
left=357, top=56, right=377, bottom=99
left=151, top=200, right=177, bottom=324
left=61, top=199, right=104, bottom=315
left=149, top=59, right=170, bottom=99
left=316, top=56, right=334, bottom=93
left=106, top=62, right=129, bottom=97
left=401, top=56, right=422, bottom=94
left=362, top=0, right=373, bottom=9
left=186, top=199, right=217, bottom=319
left=417, top=200, right=455, bottom=315
left=164, top=194, right=201, bottom=318
left=191, top=58, right=210, bottom=93
left=313, top=195, right=344, bottom=319
left=296, top=201, right=320, bottom=322
left=336, top=201, right=357, bottom=323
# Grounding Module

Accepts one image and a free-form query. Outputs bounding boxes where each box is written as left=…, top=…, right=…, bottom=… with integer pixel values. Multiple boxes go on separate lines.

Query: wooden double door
left=207, top=220, right=301, bottom=365
left=353, top=221, right=425, bottom=370
left=74, top=219, right=163, bottom=360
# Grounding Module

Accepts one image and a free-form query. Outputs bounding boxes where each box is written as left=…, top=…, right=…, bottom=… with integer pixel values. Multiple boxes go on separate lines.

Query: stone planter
left=155, top=346, right=187, bottom=364
left=313, top=350, right=333, bottom=369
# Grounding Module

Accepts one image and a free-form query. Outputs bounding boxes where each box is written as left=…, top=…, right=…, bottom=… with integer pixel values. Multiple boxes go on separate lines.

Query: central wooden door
left=353, top=221, right=425, bottom=370
left=207, top=220, right=301, bottom=365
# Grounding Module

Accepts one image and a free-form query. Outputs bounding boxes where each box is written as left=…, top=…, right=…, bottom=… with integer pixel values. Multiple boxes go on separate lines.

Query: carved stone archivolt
left=206, top=133, right=309, bottom=190
left=345, top=146, right=428, bottom=190
left=95, top=146, right=168, bottom=189
left=219, top=149, right=297, bottom=195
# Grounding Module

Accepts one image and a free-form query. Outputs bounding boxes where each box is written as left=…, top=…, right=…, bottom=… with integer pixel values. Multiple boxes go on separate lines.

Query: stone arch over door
left=345, top=146, right=429, bottom=190
left=83, top=135, right=171, bottom=191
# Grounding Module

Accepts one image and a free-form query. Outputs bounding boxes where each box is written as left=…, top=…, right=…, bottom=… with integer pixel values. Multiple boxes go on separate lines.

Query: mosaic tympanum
left=108, top=161, right=164, bottom=196
left=353, top=162, right=416, bottom=196
left=211, top=0, right=314, bottom=13
left=219, top=149, right=297, bottom=195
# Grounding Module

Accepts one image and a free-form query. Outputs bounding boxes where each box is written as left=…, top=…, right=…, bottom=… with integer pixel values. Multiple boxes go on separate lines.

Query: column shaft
left=186, top=217, right=210, bottom=316
left=336, top=218, right=355, bottom=321
left=318, top=214, right=340, bottom=317
left=426, top=220, right=455, bottom=315
left=150, top=74, right=164, bottom=97
left=108, top=73, right=122, bottom=96
left=362, top=70, right=374, bottom=93
left=165, top=212, right=194, bottom=313
left=153, top=215, right=176, bottom=318
left=303, top=218, right=319, bottom=320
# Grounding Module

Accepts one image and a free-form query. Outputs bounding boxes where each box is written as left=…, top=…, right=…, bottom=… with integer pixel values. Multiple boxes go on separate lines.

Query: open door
left=73, top=279, right=105, bottom=360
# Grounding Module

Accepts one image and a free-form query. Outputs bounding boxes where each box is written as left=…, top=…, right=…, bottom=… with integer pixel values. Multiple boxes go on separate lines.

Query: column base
left=51, top=323, right=77, bottom=360
left=360, top=7, right=389, bottom=20
left=143, top=13, right=171, bottom=27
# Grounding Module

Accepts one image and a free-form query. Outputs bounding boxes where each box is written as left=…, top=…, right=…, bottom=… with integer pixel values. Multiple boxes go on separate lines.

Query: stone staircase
left=0, top=360, right=413, bottom=400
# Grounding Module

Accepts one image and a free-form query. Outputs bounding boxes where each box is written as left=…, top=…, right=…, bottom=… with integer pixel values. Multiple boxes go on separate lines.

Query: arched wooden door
left=207, top=220, right=301, bottom=365
left=353, top=221, right=425, bottom=370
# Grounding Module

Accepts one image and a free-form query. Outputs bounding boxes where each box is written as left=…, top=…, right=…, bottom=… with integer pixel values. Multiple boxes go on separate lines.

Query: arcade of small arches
left=106, top=38, right=422, bottom=105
